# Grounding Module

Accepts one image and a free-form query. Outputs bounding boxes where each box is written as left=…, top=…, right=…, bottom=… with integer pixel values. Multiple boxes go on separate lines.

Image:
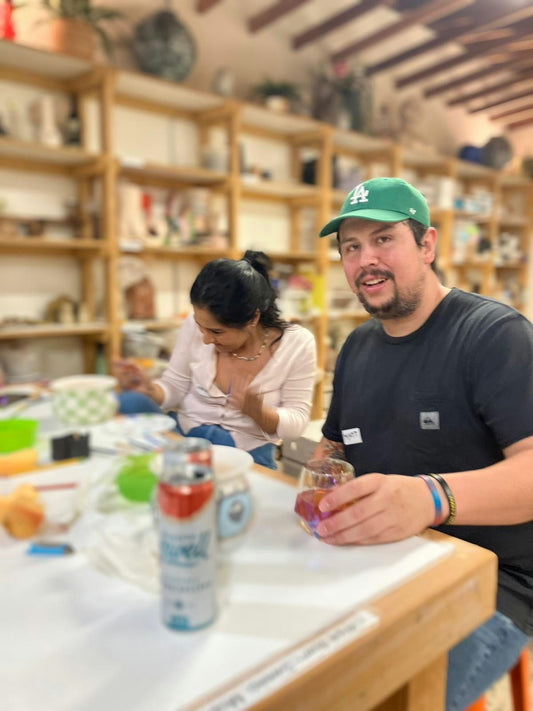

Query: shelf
left=0, top=238, right=104, bottom=255
left=268, top=251, right=318, bottom=262
left=494, top=262, right=525, bottom=270
left=500, top=174, right=531, bottom=187
left=450, top=261, right=493, bottom=269
left=0, top=322, right=109, bottom=341
left=332, top=130, right=392, bottom=157
left=0, top=136, right=99, bottom=170
left=454, top=160, right=496, bottom=179
left=122, top=319, right=184, bottom=331
left=119, top=244, right=232, bottom=259
left=119, top=160, right=229, bottom=187
left=115, top=70, right=226, bottom=114
left=401, top=149, right=451, bottom=171
left=453, top=211, right=493, bottom=223
left=498, top=216, right=529, bottom=227
left=332, top=189, right=349, bottom=206
left=240, top=105, right=321, bottom=137
left=285, top=313, right=320, bottom=325
left=0, top=39, right=92, bottom=81
left=328, top=311, right=369, bottom=321
left=241, top=179, right=319, bottom=201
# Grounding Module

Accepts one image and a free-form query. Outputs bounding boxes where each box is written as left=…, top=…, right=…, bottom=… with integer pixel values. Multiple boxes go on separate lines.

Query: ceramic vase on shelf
left=30, top=95, right=62, bottom=148
left=48, top=18, right=96, bottom=61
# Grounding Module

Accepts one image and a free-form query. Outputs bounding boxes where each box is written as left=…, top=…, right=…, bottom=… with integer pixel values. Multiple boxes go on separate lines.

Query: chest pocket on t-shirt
left=410, top=391, right=459, bottom=464
left=412, top=392, right=449, bottom=429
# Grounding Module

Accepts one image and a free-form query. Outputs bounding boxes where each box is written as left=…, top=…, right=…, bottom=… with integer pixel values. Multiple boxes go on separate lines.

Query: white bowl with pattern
left=51, top=375, right=118, bottom=426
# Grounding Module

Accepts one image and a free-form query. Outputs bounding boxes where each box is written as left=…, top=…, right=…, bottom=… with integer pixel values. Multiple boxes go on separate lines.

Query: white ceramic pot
left=212, top=445, right=254, bottom=541
left=51, top=375, right=118, bottom=426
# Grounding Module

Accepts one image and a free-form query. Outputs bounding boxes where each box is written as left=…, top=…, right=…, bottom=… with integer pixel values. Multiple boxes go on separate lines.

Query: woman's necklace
left=231, top=329, right=269, bottom=362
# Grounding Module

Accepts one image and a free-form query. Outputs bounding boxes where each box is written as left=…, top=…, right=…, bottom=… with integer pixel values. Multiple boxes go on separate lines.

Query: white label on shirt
left=342, top=427, right=363, bottom=445
left=420, top=411, right=440, bottom=430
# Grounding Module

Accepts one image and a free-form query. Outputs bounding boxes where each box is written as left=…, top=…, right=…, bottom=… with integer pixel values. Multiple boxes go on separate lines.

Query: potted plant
left=251, top=78, right=301, bottom=113
left=41, top=0, right=123, bottom=60
left=311, top=61, right=371, bottom=133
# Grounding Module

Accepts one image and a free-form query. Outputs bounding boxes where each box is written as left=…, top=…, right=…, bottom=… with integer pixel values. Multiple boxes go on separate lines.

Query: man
left=314, top=177, right=533, bottom=710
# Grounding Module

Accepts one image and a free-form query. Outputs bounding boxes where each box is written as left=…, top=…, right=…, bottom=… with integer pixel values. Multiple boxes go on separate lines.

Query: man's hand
left=315, top=473, right=436, bottom=545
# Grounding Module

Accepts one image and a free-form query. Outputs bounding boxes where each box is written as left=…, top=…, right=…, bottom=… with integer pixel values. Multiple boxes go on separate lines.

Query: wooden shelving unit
left=0, top=39, right=531, bottom=416
left=0, top=322, right=108, bottom=340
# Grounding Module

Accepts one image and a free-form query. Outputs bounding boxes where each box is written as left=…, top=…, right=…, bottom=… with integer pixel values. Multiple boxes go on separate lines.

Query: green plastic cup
left=0, top=419, right=38, bottom=454
left=116, top=454, right=157, bottom=502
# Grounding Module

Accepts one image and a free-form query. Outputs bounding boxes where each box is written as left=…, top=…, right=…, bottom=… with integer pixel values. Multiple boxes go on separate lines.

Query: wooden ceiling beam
left=468, top=89, right=533, bottom=114
left=430, top=0, right=532, bottom=34
left=396, top=23, right=533, bottom=88
left=505, top=116, right=533, bottom=131
left=370, top=4, right=532, bottom=76
left=292, top=0, right=391, bottom=50
left=490, top=102, right=533, bottom=120
left=424, top=59, right=533, bottom=97
left=248, top=0, right=311, bottom=34
left=367, top=25, right=470, bottom=75
left=447, top=72, right=533, bottom=106
left=332, top=0, right=473, bottom=63
left=196, top=0, right=225, bottom=12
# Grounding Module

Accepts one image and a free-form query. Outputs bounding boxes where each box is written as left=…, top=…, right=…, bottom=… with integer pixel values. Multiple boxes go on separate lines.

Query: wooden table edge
left=196, top=463, right=498, bottom=710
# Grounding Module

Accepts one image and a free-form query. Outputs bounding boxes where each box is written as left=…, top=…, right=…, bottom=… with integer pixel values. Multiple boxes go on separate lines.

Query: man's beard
left=355, top=270, right=423, bottom=320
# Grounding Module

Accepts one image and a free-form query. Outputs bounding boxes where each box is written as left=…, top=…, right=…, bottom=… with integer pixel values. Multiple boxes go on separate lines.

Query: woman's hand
left=228, top=373, right=259, bottom=414
left=228, top=374, right=279, bottom=434
left=112, top=359, right=159, bottom=400
left=315, top=473, right=437, bottom=545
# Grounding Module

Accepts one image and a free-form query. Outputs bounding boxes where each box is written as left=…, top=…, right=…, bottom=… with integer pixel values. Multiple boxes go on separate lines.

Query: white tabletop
left=1, top=449, right=453, bottom=711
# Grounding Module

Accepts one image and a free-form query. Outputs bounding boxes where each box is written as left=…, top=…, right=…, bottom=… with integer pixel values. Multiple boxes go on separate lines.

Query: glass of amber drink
left=294, top=458, right=355, bottom=536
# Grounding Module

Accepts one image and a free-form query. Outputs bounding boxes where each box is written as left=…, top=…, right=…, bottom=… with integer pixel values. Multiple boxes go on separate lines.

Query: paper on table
left=1, top=467, right=454, bottom=711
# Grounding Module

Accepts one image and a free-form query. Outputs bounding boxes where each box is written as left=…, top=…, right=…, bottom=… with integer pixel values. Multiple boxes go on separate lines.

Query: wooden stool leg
left=510, top=648, right=530, bottom=711
left=466, top=697, right=486, bottom=711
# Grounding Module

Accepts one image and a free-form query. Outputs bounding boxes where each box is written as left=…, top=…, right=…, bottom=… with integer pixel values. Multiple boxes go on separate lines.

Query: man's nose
left=359, top=243, right=379, bottom=267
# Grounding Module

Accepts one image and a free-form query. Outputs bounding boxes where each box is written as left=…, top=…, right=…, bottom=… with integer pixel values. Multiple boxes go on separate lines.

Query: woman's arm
left=274, top=328, right=317, bottom=440
left=152, top=315, right=197, bottom=409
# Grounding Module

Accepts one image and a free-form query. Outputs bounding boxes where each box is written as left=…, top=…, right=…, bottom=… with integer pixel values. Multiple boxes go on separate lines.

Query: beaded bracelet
left=418, top=474, right=443, bottom=527
left=427, top=473, right=457, bottom=525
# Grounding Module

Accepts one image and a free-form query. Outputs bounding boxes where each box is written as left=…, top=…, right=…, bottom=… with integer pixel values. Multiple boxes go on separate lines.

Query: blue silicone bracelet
left=418, top=474, right=443, bottom=526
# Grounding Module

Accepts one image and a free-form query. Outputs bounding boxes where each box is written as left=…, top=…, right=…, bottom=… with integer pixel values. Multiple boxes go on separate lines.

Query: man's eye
left=377, top=235, right=391, bottom=244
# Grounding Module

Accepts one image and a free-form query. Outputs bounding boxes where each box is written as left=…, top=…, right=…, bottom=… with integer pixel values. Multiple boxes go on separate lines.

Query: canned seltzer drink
left=156, top=441, right=217, bottom=631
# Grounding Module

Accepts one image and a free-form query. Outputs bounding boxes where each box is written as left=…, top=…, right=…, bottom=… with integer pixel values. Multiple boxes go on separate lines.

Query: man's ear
left=422, top=227, right=438, bottom=265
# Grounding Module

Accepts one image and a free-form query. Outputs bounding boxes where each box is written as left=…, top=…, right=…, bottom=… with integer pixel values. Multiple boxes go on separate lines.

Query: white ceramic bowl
left=212, top=444, right=253, bottom=480
left=51, top=375, right=118, bottom=426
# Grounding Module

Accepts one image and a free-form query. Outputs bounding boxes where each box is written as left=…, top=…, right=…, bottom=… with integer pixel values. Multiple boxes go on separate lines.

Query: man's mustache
left=355, top=270, right=394, bottom=288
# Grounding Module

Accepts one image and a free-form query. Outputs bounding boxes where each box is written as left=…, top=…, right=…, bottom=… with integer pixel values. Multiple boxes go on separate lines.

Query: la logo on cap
left=350, top=183, right=369, bottom=205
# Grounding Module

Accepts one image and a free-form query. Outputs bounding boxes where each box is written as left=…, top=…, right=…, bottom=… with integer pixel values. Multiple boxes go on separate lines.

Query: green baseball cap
left=319, top=177, right=431, bottom=237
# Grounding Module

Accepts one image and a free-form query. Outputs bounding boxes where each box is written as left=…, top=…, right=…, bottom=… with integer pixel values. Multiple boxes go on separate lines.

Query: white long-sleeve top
left=154, top=315, right=317, bottom=451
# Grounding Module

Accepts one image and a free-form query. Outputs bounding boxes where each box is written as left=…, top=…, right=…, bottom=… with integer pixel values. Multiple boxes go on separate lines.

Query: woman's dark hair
left=190, top=250, right=287, bottom=331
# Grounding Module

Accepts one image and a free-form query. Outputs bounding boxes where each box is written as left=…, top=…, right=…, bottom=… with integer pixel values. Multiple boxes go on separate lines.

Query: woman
left=114, top=251, right=317, bottom=469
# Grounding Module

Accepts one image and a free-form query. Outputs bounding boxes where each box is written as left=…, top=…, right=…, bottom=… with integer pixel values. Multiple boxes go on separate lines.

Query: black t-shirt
left=323, top=288, right=533, bottom=634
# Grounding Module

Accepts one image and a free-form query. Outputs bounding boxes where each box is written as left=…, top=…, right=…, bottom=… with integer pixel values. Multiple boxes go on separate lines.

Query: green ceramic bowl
left=116, top=454, right=157, bottom=502
left=0, top=419, right=38, bottom=454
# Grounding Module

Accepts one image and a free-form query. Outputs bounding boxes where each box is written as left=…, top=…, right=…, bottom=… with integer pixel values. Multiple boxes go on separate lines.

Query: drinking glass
left=294, top=458, right=355, bottom=536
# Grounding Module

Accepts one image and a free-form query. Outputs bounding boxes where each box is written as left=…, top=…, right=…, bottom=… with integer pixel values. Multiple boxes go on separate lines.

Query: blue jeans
left=446, top=611, right=529, bottom=710
left=117, top=391, right=277, bottom=470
